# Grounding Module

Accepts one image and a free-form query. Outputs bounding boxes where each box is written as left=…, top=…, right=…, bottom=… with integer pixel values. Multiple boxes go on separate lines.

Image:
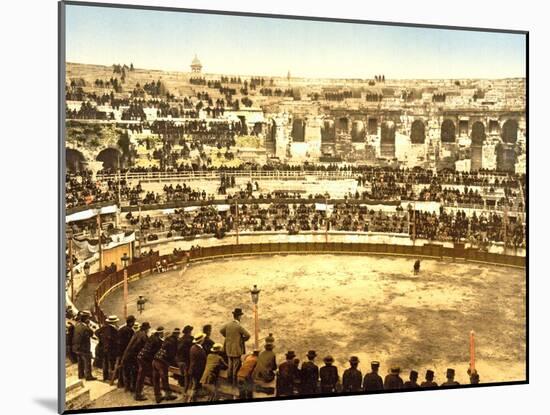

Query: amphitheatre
left=64, top=58, right=526, bottom=409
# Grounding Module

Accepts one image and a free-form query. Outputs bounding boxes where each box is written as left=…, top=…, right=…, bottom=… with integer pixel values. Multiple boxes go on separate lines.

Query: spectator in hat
left=202, top=324, right=214, bottom=354
left=384, top=366, right=404, bottom=390
left=200, top=343, right=228, bottom=401
left=117, top=315, right=136, bottom=389
left=253, top=341, right=277, bottom=384
left=300, top=350, right=319, bottom=395
left=220, top=308, right=251, bottom=387
left=152, top=328, right=179, bottom=403
left=121, top=321, right=150, bottom=394
left=342, top=356, right=363, bottom=393
left=95, top=315, right=120, bottom=381
left=420, top=369, right=438, bottom=388
left=72, top=311, right=96, bottom=381
left=319, top=355, right=339, bottom=394
left=176, top=325, right=194, bottom=394
left=135, top=326, right=164, bottom=401
left=441, top=368, right=460, bottom=386
left=277, top=351, right=299, bottom=397
left=237, top=349, right=260, bottom=399
left=363, top=361, right=384, bottom=391
left=403, top=370, right=420, bottom=389
left=467, top=368, right=480, bottom=384
left=66, top=320, right=78, bottom=364
left=187, top=333, right=207, bottom=402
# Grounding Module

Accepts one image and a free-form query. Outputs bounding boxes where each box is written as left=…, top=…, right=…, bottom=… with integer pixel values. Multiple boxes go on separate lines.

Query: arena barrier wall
left=92, top=241, right=525, bottom=324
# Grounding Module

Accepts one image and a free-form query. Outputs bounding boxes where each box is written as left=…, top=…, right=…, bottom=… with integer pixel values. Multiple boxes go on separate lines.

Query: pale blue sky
left=65, top=4, right=526, bottom=79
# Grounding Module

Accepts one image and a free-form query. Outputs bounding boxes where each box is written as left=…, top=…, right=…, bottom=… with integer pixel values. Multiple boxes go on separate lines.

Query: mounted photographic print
left=59, top=1, right=528, bottom=413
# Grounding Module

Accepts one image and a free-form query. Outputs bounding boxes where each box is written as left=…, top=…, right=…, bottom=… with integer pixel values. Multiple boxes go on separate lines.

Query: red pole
left=253, top=303, right=259, bottom=350
left=123, top=268, right=128, bottom=320
left=469, top=330, right=476, bottom=372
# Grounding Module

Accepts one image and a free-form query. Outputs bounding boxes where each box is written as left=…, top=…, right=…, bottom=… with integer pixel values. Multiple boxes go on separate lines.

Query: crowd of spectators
left=67, top=308, right=480, bottom=405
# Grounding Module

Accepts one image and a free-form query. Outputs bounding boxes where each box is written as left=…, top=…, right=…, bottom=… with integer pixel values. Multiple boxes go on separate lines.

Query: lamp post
left=250, top=284, right=261, bottom=350
left=121, top=253, right=130, bottom=319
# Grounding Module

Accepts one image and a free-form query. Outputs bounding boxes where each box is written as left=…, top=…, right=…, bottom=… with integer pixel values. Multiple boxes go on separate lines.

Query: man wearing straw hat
left=200, top=343, right=228, bottom=401
left=135, top=326, right=164, bottom=401
left=342, top=356, right=363, bottom=393
left=220, top=308, right=251, bottom=387
left=95, top=315, right=120, bottom=381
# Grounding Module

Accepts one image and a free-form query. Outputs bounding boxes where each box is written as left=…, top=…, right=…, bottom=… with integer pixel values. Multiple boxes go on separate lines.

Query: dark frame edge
left=58, top=1, right=67, bottom=413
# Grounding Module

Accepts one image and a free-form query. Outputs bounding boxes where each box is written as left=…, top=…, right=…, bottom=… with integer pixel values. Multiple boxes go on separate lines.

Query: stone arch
left=380, top=121, right=396, bottom=158
left=337, top=117, right=349, bottom=132
left=441, top=119, right=456, bottom=143
left=253, top=122, right=264, bottom=135
left=291, top=118, right=306, bottom=142
left=351, top=120, right=365, bottom=142
left=496, top=143, right=516, bottom=172
left=321, top=120, right=336, bottom=142
left=66, top=148, right=86, bottom=173
left=96, top=148, right=122, bottom=170
left=367, top=118, right=378, bottom=135
left=410, top=120, right=426, bottom=144
left=471, top=121, right=486, bottom=146
left=501, top=119, right=518, bottom=143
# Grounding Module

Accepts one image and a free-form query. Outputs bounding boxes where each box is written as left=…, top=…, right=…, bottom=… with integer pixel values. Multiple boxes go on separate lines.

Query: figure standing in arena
left=220, top=308, right=251, bottom=387
left=413, top=259, right=421, bottom=274
left=137, top=295, right=147, bottom=314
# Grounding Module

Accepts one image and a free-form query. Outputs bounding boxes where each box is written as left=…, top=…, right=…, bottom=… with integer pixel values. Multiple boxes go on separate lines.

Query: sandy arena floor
left=101, top=254, right=526, bottom=385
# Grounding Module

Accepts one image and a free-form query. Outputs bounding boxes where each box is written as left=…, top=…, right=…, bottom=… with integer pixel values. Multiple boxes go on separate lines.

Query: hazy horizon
left=65, top=4, right=527, bottom=80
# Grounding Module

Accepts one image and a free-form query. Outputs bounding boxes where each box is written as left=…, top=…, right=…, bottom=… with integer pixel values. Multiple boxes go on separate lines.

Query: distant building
left=190, top=54, right=202, bottom=74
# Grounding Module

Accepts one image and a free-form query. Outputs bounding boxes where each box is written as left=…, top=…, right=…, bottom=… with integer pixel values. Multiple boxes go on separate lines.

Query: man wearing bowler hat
left=152, top=328, right=179, bottom=403
left=220, top=308, right=251, bottom=387
left=117, top=315, right=136, bottom=388
left=363, top=361, right=384, bottom=391
left=319, top=355, right=339, bottom=394
left=420, top=369, right=438, bottom=388
left=300, top=350, right=319, bottom=395
left=187, top=333, right=208, bottom=402
left=176, top=325, right=194, bottom=393
left=277, top=351, right=298, bottom=397
left=342, top=356, right=363, bottom=393
left=72, top=310, right=96, bottom=381
left=135, top=326, right=164, bottom=401
left=121, top=321, right=150, bottom=393
left=384, top=366, right=404, bottom=390
left=403, top=370, right=420, bottom=389
left=441, top=368, right=460, bottom=386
